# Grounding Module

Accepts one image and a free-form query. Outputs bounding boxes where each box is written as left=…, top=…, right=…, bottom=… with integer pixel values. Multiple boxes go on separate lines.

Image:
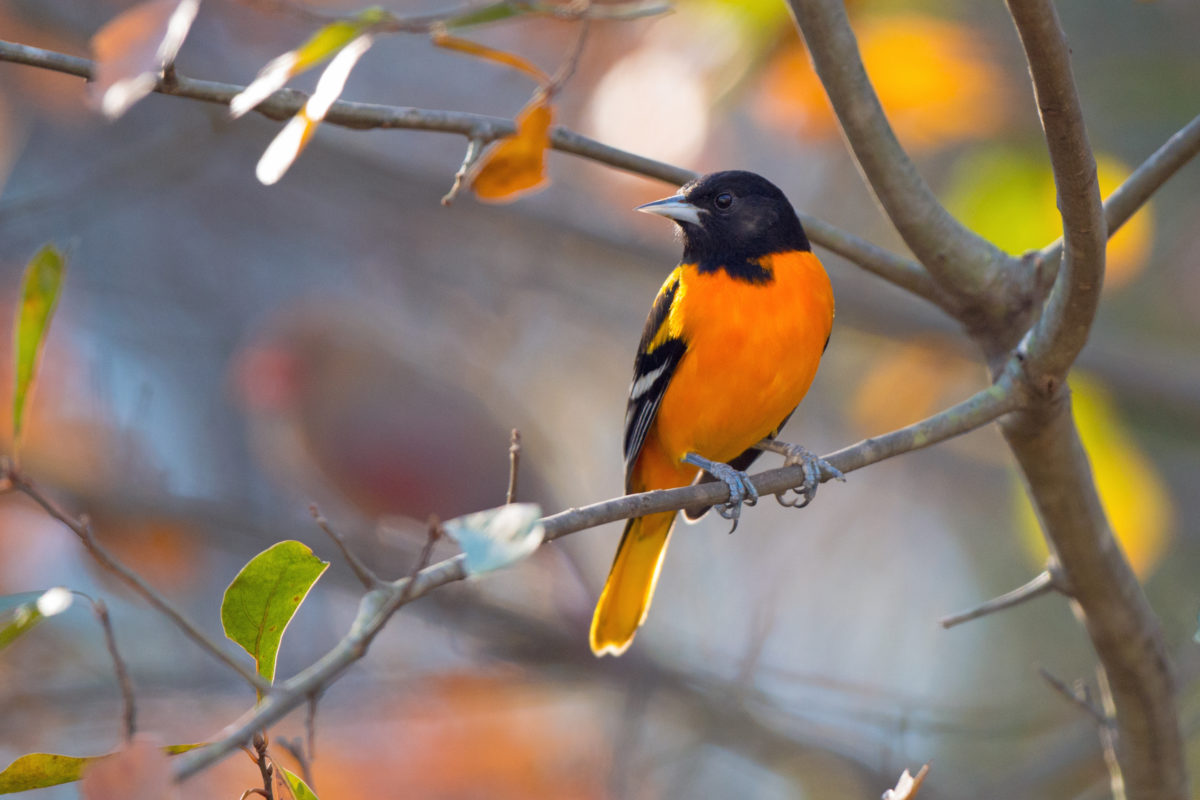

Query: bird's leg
left=755, top=439, right=845, bottom=508
left=683, top=452, right=758, bottom=532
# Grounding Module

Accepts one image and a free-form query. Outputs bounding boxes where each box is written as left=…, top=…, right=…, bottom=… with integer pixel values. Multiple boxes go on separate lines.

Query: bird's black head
left=637, top=170, right=810, bottom=281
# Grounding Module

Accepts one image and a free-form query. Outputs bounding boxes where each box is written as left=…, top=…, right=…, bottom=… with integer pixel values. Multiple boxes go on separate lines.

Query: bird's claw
left=775, top=444, right=844, bottom=509
left=684, top=453, right=758, bottom=533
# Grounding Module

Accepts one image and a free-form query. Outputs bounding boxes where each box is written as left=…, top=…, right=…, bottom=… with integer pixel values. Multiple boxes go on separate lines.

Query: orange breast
left=650, top=250, right=834, bottom=469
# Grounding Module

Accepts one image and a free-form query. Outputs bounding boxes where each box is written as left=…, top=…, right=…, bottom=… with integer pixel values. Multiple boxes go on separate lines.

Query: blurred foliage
left=946, top=148, right=1154, bottom=287
left=756, top=12, right=1009, bottom=150
left=11, top=245, right=65, bottom=459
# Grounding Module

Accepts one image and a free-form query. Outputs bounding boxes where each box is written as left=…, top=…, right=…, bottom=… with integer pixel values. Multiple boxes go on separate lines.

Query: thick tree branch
left=1041, top=112, right=1200, bottom=267
left=1002, top=397, right=1186, bottom=800
left=1007, top=0, right=1106, bottom=380
left=785, top=0, right=1014, bottom=306
left=0, top=39, right=948, bottom=313
left=174, top=368, right=1021, bottom=780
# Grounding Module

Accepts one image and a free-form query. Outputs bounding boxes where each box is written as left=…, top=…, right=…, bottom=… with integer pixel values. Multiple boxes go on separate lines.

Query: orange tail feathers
left=590, top=511, right=676, bottom=657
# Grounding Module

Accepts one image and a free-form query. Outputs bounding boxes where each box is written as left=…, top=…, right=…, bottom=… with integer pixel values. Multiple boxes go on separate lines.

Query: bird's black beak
left=636, top=194, right=703, bottom=226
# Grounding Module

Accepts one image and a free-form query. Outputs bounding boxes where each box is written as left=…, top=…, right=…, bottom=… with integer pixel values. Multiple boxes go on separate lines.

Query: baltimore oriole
left=590, top=170, right=837, bottom=657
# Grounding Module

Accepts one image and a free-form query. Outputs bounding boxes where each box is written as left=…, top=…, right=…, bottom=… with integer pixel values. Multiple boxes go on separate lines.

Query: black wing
left=623, top=274, right=686, bottom=488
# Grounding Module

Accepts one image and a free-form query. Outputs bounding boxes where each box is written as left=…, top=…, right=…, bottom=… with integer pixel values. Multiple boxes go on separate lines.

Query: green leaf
left=221, top=541, right=328, bottom=687
left=292, top=7, right=389, bottom=73
left=0, top=588, right=73, bottom=651
left=11, top=245, right=66, bottom=458
left=0, top=745, right=201, bottom=793
left=281, top=767, right=321, bottom=800
left=444, top=2, right=523, bottom=29
left=443, top=503, right=544, bottom=575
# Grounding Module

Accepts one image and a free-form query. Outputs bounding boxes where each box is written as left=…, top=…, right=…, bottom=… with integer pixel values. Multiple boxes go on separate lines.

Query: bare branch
left=0, top=39, right=941, bottom=310
left=1006, top=0, right=1106, bottom=379
left=440, top=136, right=483, bottom=206
left=785, top=0, right=1013, bottom=304
left=8, top=472, right=272, bottom=693
left=940, top=569, right=1061, bottom=629
left=1038, top=666, right=1106, bottom=724
left=1041, top=112, right=1200, bottom=267
left=174, top=368, right=1021, bottom=781
left=309, top=504, right=382, bottom=590
left=506, top=428, right=521, bottom=505
left=81, top=595, right=137, bottom=742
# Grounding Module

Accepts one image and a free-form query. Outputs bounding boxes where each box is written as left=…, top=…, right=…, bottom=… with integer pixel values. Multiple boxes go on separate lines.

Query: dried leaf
left=432, top=32, right=549, bottom=86
left=443, top=503, right=543, bottom=575
left=882, top=763, right=929, bottom=800
left=221, top=540, right=328, bottom=687
left=468, top=96, right=554, bottom=203
left=230, top=8, right=388, bottom=118
left=255, top=34, right=374, bottom=185
left=12, top=244, right=66, bottom=459
left=90, top=0, right=199, bottom=119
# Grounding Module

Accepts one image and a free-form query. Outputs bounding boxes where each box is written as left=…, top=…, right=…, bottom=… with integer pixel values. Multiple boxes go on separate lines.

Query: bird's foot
left=765, top=441, right=844, bottom=508
left=683, top=452, right=758, bottom=533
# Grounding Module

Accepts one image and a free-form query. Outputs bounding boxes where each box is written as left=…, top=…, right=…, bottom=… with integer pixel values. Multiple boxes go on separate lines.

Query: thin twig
left=7, top=472, right=272, bottom=693
left=309, top=504, right=382, bottom=589
left=252, top=732, right=275, bottom=800
left=506, top=428, right=521, bottom=504
left=398, top=518, right=443, bottom=603
left=174, top=367, right=1022, bottom=781
left=0, top=39, right=941, bottom=309
left=939, top=569, right=1060, bottom=629
left=91, top=598, right=137, bottom=742
left=1038, top=666, right=1107, bottom=724
left=276, top=738, right=314, bottom=789
left=18, top=488, right=264, bottom=690
left=305, top=693, right=318, bottom=767
left=546, top=13, right=590, bottom=97
left=441, top=136, right=484, bottom=206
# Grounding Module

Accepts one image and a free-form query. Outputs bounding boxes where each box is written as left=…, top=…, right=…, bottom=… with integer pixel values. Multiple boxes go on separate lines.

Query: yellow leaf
left=469, top=96, right=554, bottom=203
left=1013, top=373, right=1173, bottom=578
left=12, top=244, right=66, bottom=460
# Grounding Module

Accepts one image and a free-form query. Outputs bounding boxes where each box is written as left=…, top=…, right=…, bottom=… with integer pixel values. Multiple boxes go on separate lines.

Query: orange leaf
left=468, top=97, right=554, bottom=203
left=432, top=32, right=549, bottom=86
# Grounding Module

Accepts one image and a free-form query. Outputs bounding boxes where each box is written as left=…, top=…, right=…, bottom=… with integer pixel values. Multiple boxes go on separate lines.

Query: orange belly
left=644, top=250, right=833, bottom=481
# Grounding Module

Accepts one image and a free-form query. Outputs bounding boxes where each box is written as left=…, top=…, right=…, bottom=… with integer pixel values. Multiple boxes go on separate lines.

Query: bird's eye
left=714, top=192, right=733, bottom=210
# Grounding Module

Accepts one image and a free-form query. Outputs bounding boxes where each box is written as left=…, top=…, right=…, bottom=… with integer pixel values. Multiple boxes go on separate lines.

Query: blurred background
left=1, top=0, right=1198, bottom=797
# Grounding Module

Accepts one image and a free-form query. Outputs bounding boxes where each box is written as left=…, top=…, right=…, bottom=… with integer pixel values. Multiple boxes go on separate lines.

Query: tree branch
left=785, top=0, right=1014, bottom=306
left=174, top=367, right=1021, bottom=780
left=1002, top=396, right=1185, bottom=800
left=1040, top=112, right=1200, bottom=267
left=1006, top=0, right=1106, bottom=380
left=939, top=568, right=1061, bottom=629
left=0, top=39, right=948, bottom=313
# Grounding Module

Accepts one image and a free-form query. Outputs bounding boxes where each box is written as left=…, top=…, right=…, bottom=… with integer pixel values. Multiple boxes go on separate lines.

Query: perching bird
left=590, top=171, right=837, bottom=657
